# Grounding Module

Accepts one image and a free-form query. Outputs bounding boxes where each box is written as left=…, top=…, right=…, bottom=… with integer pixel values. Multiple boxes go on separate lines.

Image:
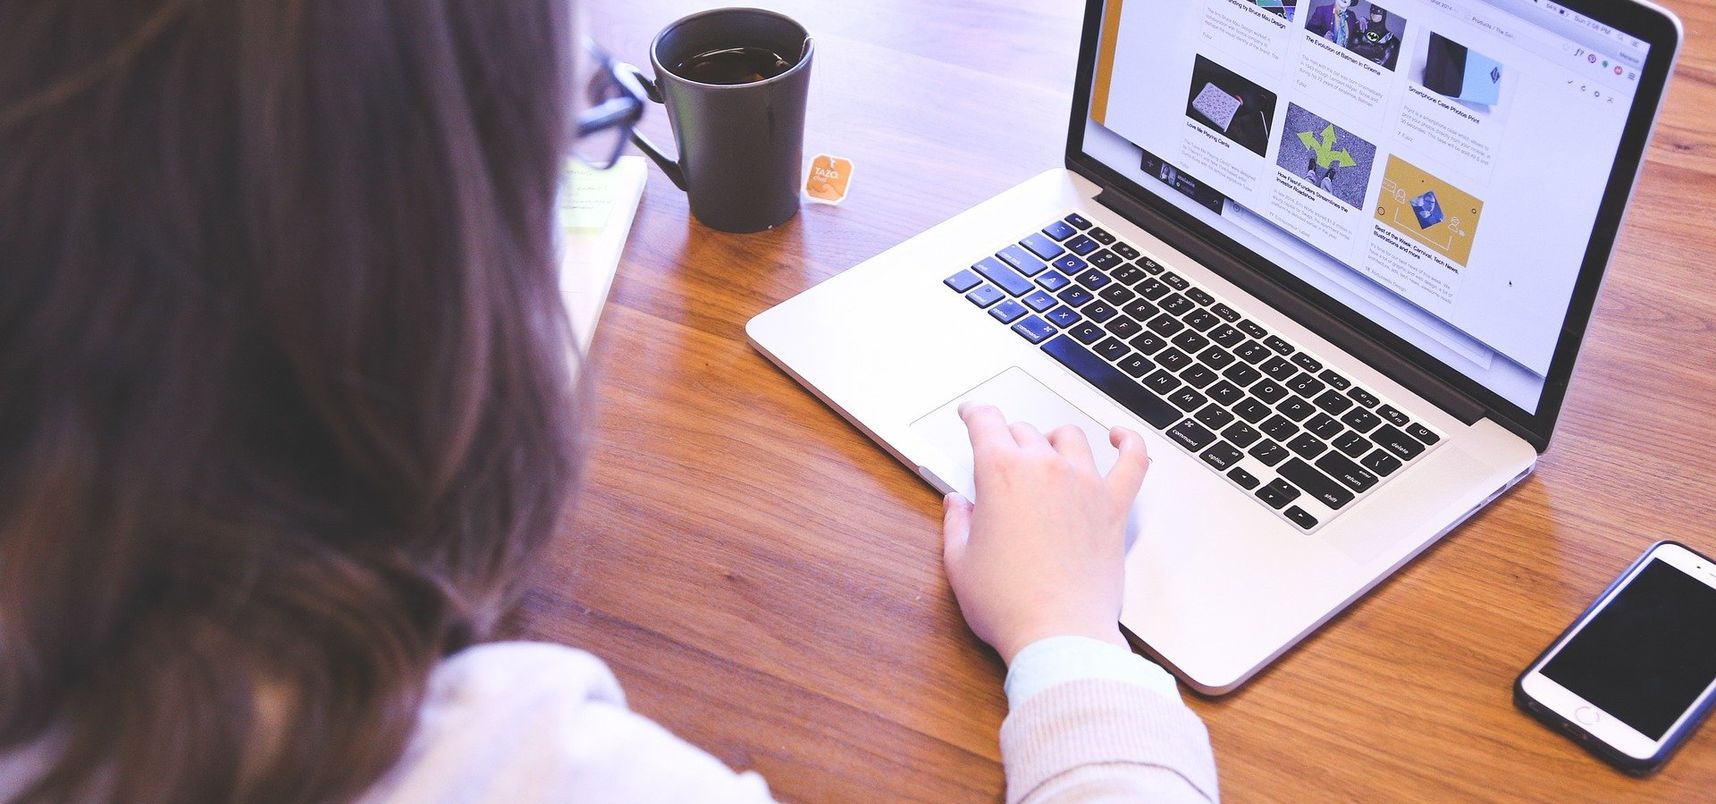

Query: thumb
left=941, top=492, right=973, bottom=561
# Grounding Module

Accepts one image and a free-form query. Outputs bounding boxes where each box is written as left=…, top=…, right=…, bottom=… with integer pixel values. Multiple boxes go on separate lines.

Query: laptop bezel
left=1062, top=0, right=1683, bottom=452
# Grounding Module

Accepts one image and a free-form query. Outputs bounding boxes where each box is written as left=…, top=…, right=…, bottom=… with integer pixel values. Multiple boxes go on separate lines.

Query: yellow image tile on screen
left=1374, top=156, right=1483, bottom=266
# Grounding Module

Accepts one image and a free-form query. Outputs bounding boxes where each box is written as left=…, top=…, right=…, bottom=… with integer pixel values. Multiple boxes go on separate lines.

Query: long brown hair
left=0, top=0, right=577, bottom=799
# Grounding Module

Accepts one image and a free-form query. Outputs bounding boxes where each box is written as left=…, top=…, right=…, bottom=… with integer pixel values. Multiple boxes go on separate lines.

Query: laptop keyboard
left=943, top=212, right=1444, bottom=533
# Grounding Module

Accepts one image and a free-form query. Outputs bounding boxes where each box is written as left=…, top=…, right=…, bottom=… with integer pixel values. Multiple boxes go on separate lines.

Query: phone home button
left=1575, top=706, right=1601, bottom=726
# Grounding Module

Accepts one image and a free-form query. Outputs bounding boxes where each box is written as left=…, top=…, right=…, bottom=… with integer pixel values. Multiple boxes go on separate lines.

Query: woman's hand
left=941, top=402, right=1151, bottom=664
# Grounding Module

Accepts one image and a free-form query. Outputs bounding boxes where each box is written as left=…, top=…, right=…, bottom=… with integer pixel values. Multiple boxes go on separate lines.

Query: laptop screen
left=1078, top=0, right=1652, bottom=413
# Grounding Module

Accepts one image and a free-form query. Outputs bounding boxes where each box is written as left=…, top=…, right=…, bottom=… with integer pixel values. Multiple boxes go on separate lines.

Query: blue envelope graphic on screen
left=1422, top=33, right=1503, bottom=107
left=1460, top=54, right=1504, bottom=106
left=1411, top=191, right=1445, bottom=229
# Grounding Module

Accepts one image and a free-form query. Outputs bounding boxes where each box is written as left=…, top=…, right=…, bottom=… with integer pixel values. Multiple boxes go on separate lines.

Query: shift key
left=1278, top=458, right=1355, bottom=509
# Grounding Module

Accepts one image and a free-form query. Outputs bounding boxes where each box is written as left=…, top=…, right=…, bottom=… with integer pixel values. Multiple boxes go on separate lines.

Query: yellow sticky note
left=805, top=154, right=854, bottom=205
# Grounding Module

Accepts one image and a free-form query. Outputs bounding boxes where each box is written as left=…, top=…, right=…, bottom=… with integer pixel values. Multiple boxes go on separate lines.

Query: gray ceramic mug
left=621, top=8, right=813, bottom=233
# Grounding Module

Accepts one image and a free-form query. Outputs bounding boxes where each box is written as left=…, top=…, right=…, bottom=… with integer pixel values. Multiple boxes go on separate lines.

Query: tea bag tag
left=805, top=154, right=853, bottom=205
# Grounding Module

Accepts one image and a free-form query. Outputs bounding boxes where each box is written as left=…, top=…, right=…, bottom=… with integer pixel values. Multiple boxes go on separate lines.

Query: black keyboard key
left=1082, top=301, right=1117, bottom=323
left=1068, top=322, right=1104, bottom=344
left=1340, top=407, right=1381, bottom=433
left=1052, top=254, right=1086, bottom=274
left=1168, top=387, right=1207, bottom=412
left=1287, top=432, right=1328, bottom=459
left=1184, top=309, right=1220, bottom=332
left=1036, top=270, right=1072, bottom=291
left=1347, top=387, right=1380, bottom=408
left=1223, top=363, right=1262, bottom=387
left=998, top=244, right=1049, bottom=276
left=1228, top=467, right=1261, bottom=489
left=1371, top=424, right=1424, bottom=460
left=1333, top=430, right=1371, bottom=458
left=1111, top=263, right=1148, bottom=286
left=1074, top=268, right=1111, bottom=291
left=1090, top=249, right=1123, bottom=271
left=989, top=299, right=1027, bottom=324
left=1261, top=415, right=1299, bottom=441
left=1146, top=314, right=1185, bottom=337
left=1171, top=330, right=1210, bottom=354
left=1186, top=287, right=1215, bottom=306
left=945, top=269, right=982, bottom=292
left=1063, top=212, right=1092, bottom=230
left=1235, top=340, right=1272, bottom=364
left=1313, top=389, right=1354, bottom=415
left=1143, top=369, right=1181, bottom=395
left=1065, top=234, right=1100, bottom=255
left=1222, top=421, right=1262, bottom=448
left=1094, top=337, right=1129, bottom=361
left=1167, top=420, right=1217, bottom=451
left=1291, top=353, right=1323, bottom=373
left=1045, top=306, right=1082, bottom=327
left=1210, top=303, right=1241, bottom=323
left=1138, top=258, right=1164, bottom=275
left=1156, top=348, right=1192, bottom=371
left=1261, top=356, right=1298, bottom=381
left=1113, top=242, right=1141, bottom=260
left=1276, top=397, right=1316, bottom=422
left=1198, top=346, right=1236, bottom=371
left=973, top=257, right=1033, bottom=296
left=1117, top=353, right=1154, bottom=377
left=1305, top=413, right=1343, bottom=439
left=1207, top=380, right=1245, bottom=406
left=1099, top=284, right=1135, bottom=305
left=1263, top=335, right=1294, bottom=356
left=1237, top=319, right=1268, bottom=339
left=1182, top=364, right=1219, bottom=389
left=1200, top=442, right=1244, bottom=471
left=1021, top=232, right=1065, bottom=260
left=1232, top=398, right=1271, bottom=424
left=1408, top=423, right=1440, bottom=445
left=1315, top=452, right=1378, bottom=493
left=1257, top=478, right=1300, bottom=509
left=1105, top=316, right=1143, bottom=339
left=1040, top=336, right=1182, bottom=429
left=1058, top=285, right=1095, bottom=307
left=1160, top=293, right=1194, bottom=316
left=967, top=285, right=1003, bottom=308
left=1283, top=506, right=1318, bottom=530
left=1278, top=458, right=1355, bottom=509
left=1251, top=379, right=1288, bottom=404
left=1129, top=331, right=1168, bottom=354
left=1361, top=449, right=1403, bottom=476
left=1012, top=315, right=1056, bottom=344
left=1286, top=373, right=1326, bottom=398
left=1319, top=369, right=1351, bottom=390
left=1121, top=298, right=1159, bottom=321
left=1136, top=277, right=1169, bottom=299
left=1022, top=289, right=1057, bottom=313
left=1042, top=219, right=1077, bottom=240
left=1249, top=439, right=1289, bottom=467
left=1085, top=227, right=1115, bottom=246
left=1378, top=404, right=1411, bottom=427
left=1161, top=271, right=1191, bottom=291
left=1195, top=404, right=1234, bottom=429
left=1208, top=323, right=1244, bottom=347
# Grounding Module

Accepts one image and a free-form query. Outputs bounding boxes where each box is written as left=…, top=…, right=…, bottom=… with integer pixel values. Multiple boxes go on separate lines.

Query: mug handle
left=614, top=62, right=687, bottom=190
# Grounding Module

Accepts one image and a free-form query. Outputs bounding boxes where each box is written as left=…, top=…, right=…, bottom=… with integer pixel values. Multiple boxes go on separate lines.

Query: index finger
left=958, top=402, right=1016, bottom=464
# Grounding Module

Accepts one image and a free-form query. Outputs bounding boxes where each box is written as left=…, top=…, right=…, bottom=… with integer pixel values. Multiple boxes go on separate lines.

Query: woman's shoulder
left=425, top=640, right=629, bottom=710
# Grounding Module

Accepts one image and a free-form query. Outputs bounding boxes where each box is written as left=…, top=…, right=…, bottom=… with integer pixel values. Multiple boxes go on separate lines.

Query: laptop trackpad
left=909, top=367, right=1142, bottom=548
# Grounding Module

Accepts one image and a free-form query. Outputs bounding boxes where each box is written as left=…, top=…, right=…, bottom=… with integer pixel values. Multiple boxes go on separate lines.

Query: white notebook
left=557, top=155, right=648, bottom=354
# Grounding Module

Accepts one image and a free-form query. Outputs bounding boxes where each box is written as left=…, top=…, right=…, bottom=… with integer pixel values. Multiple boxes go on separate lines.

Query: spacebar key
left=1041, top=335, right=1180, bottom=429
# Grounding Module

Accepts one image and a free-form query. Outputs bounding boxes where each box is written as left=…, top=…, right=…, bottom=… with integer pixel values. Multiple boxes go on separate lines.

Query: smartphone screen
left=1541, top=559, right=1716, bottom=739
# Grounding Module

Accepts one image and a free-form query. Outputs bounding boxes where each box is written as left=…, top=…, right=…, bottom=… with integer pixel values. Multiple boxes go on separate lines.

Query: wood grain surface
left=517, top=1, right=1716, bottom=799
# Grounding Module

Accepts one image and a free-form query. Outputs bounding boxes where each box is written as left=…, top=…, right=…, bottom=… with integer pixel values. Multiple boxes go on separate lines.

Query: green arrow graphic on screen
left=1299, top=125, right=1356, bottom=169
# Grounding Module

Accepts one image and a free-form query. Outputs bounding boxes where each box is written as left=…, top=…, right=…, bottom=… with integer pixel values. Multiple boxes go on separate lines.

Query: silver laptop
left=749, top=0, right=1682, bottom=693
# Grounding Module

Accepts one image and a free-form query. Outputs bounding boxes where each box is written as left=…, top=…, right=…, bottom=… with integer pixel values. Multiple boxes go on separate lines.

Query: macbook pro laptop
left=748, top=0, right=1682, bottom=693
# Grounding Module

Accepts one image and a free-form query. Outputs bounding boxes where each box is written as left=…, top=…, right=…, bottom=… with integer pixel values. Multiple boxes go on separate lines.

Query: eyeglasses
left=572, top=40, right=650, bottom=170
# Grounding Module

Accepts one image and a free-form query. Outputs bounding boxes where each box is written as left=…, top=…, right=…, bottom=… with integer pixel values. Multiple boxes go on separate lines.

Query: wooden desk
left=522, top=1, right=1716, bottom=799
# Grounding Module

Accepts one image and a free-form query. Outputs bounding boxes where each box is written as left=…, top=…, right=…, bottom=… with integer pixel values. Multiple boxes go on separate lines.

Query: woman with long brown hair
left=0, top=2, right=1214, bottom=801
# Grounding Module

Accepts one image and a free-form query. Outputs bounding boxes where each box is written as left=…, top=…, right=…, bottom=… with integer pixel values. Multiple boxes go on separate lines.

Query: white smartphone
left=1516, top=541, right=1716, bottom=774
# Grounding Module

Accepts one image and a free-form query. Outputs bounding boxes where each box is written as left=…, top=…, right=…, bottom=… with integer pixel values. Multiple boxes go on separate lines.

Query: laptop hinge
left=1093, top=186, right=1486, bottom=425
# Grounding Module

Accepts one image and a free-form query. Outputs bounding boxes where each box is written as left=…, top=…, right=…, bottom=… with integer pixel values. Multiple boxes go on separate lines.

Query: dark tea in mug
left=671, top=46, right=793, bottom=85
